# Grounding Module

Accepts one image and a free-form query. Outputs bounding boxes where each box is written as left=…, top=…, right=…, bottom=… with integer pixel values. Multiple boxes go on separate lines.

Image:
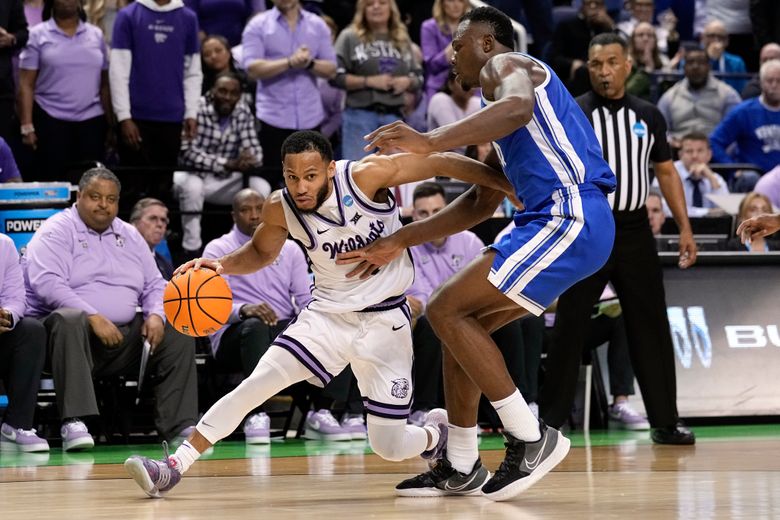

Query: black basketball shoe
left=481, top=421, right=570, bottom=502
left=395, top=457, right=491, bottom=497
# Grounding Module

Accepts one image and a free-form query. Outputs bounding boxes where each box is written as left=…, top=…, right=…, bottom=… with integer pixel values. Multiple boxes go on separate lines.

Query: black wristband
left=306, top=59, right=315, bottom=70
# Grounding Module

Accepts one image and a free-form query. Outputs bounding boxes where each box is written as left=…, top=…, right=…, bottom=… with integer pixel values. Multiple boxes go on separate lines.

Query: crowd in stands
left=1, top=0, right=780, bottom=452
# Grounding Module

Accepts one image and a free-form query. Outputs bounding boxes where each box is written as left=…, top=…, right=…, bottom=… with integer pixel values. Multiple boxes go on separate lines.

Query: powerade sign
left=0, top=208, right=61, bottom=252
left=663, top=264, right=780, bottom=417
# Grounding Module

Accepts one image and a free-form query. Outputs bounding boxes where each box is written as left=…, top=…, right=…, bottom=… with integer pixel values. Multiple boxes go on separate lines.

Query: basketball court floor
left=2, top=425, right=779, bottom=519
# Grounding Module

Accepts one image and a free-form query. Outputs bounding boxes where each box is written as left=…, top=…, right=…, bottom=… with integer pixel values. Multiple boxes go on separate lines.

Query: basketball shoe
left=481, top=421, right=570, bottom=502
left=395, top=457, right=491, bottom=497
left=125, top=441, right=182, bottom=498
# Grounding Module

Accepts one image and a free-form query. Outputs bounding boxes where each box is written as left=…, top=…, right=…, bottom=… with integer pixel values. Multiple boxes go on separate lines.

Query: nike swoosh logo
left=524, top=434, right=548, bottom=471
left=201, top=421, right=215, bottom=429
left=392, top=324, right=406, bottom=331
left=442, top=470, right=481, bottom=492
left=316, top=228, right=329, bottom=235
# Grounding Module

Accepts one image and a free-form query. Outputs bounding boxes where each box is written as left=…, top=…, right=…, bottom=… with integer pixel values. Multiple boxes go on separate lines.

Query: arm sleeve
left=331, top=29, right=352, bottom=89
left=25, top=226, right=99, bottom=315
left=183, top=16, right=203, bottom=120
left=0, top=239, right=25, bottom=328
left=109, top=14, right=134, bottom=121
left=314, top=21, right=337, bottom=63
left=421, top=22, right=450, bottom=76
left=648, top=106, right=673, bottom=162
left=17, top=28, right=39, bottom=70
left=241, top=20, right=265, bottom=68
left=464, top=233, right=485, bottom=263
left=406, top=248, right=435, bottom=309
left=709, top=109, right=741, bottom=164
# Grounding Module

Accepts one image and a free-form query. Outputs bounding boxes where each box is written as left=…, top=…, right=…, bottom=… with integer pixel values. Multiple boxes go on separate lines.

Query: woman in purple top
left=18, top=0, right=109, bottom=184
left=419, top=0, right=470, bottom=100
left=184, top=0, right=257, bottom=47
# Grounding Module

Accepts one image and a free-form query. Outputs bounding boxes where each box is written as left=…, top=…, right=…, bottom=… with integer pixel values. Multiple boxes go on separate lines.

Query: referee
left=539, top=33, right=698, bottom=444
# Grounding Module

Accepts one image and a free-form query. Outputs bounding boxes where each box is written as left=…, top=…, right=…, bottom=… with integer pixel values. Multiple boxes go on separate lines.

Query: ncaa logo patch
left=390, top=378, right=409, bottom=399
left=632, top=121, right=647, bottom=138
left=343, top=195, right=354, bottom=207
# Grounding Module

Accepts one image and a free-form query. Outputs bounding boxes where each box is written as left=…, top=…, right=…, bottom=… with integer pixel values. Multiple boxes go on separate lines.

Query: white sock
left=423, top=424, right=440, bottom=451
left=169, top=440, right=200, bottom=474
left=446, top=425, right=479, bottom=474
left=491, top=388, right=541, bottom=442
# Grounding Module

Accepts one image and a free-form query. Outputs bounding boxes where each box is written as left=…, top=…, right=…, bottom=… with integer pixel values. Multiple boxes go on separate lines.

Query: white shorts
left=270, top=304, right=413, bottom=420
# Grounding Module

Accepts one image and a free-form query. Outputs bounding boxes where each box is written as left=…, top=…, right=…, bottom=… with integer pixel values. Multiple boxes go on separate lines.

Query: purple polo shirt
left=241, top=6, right=336, bottom=129
left=112, top=2, right=200, bottom=122
left=19, top=20, right=107, bottom=122
left=0, top=137, right=21, bottom=182
left=203, top=226, right=311, bottom=354
left=23, top=205, right=166, bottom=325
left=407, top=230, right=484, bottom=308
left=420, top=18, right=453, bottom=100
left=0, top=233, right=25, bottom=329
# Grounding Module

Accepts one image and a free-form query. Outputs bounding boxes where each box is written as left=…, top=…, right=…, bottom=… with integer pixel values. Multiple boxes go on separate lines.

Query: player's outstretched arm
left=337, top=184, right=505, bottom=278
left=351, top=152, right=515, bottom=200
left=175, top=191, right=289, bottom=276
left=737, top=213, right=780, bottom=243
left=364, top=54, right=535, bottom=155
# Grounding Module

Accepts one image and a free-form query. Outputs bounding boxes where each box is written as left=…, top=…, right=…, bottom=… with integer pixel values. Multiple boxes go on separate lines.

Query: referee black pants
left=539, top=208, right=679, bottom=429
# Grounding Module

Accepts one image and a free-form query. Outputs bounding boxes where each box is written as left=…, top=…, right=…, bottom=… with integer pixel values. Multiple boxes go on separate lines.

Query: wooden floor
left=2, top=439, right=780, bottom=519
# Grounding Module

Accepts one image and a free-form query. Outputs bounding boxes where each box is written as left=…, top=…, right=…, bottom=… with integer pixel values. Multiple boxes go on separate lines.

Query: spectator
left=626, top=22, right=670, bottom=100
left=110, top=0, right=202, bottom=169
left=699, top=19, right=748, bottom=92
left=547, top=0, right=615, bottom=97
left=18, top=0, right=110, bottom=184
left=318, top=15, right=345, bottom=155
left=657, top=47, right=741, bottom=148
left=419, top=0, right=470, bottom=100
left=129, top=197, right=174, bottom=279
left=426, top=70, right=480, bottom=154
left=200, top=35, right=254, bottom=95
left=754, top=164, right=780, bottom=209
left=333, top=0, right=423, bottom=160
left=83, top=0, right=128, bottom=42
left=242, top=0, right=337, bottom=188
left=710, top=59, right=780, bottom=188
left=618, top=0, right=678, bottom=56
left=202, top=189, right=356, bottom=442
left=727, top=192, right=779, bottom=251
left=0, top=232, right=49, bottom=453
left=741, top=42, right=780, bottom=100
left=0, top=137, right=22, bottom=182
left=174, top=72, right=270, bottom=257
left=653, top=132, right=729, bottom=216
left=22, top=167, right=198, bottom=450
left=0, top=0, right=29, bottom=141
left=24, top=0, right=43, bottom=27
left=646, top=188, right=666, bottom=235
left=702, top=0, right=756, bottom=72
left=185, top=0, right=257, bottom=47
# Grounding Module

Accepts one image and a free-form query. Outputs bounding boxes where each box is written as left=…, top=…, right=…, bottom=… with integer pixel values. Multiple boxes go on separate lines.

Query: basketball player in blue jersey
left=123, top=131, right=516, bottom=498
left=338, top=6, right=617, bottom=501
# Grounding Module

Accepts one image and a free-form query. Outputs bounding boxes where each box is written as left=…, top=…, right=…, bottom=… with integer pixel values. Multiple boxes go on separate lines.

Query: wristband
left=20, top=124, right=34, bottom=136
left=306, top=59, right=315, bottom=70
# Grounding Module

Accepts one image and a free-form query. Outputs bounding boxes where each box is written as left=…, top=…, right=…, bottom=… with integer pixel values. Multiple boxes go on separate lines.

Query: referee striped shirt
left=576, top=92, right=672, bottom=212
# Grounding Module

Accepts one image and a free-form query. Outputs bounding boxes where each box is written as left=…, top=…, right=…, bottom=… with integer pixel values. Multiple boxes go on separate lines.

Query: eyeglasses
left=703, top=33, right=728, bottom=41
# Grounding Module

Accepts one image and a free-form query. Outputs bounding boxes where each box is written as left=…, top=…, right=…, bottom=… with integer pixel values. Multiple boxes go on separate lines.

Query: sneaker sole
left=609, top=418, right=650, bottom=431
left=63, top=437, right=95, bottom=452
left=482, top=431, right=571, bottom=502
left=302, top=430, right=353, bottom=442
left=396, top=470, right=492, bottom=497
left=245, top=436, right=271, bottom=445
left=124, top=458, right=161, bottom=498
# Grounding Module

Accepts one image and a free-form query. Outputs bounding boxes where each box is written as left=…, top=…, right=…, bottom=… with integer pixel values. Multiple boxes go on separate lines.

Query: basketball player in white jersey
left=124, top=131, right=515, bottom=498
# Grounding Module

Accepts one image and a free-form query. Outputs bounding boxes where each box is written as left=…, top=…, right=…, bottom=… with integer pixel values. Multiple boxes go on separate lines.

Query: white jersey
left=280, top=160, right=414, bottom=313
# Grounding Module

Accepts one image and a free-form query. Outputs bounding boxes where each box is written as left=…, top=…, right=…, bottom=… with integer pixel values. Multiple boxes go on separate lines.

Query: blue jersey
left=484, top=53, right=616, bottom=213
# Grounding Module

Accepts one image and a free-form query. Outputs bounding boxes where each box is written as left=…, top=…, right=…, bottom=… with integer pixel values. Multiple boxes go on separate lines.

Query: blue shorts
left=488, top=184, right=615, bottom=315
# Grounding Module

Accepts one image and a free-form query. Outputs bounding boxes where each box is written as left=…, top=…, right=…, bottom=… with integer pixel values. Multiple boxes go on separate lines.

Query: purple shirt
left=755, top=165, right=780, bottom=209
left=420, top=18, right=453, bottom=100
left=407, top=230, right=484, bottom=308
left=203, top=226, right=311, bottom=353
left=0, top=233, right=25, bottom=329
left=112, top=1, right=200, bottom=122
left=23, top=205, right=166, bottom=324
left=184, top=0, right=255, bottom=46
left=0, top=137, right=21, bottom=182
left=19, top=20, right=107, bottom=121
left=241, top=6, right=336, bottom=129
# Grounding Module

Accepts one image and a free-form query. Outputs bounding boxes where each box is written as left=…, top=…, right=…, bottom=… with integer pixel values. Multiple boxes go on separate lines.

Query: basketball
left=163, top=268, right=232, bottom=337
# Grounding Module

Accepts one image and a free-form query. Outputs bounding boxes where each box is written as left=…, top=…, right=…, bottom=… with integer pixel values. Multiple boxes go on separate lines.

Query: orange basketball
left=163, top=268, right=232, bottom=337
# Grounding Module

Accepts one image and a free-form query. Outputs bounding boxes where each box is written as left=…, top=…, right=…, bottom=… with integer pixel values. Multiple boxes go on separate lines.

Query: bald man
left=742, top=43, right=780, bottom=99
left=700, top=20, right=748, bottom=92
